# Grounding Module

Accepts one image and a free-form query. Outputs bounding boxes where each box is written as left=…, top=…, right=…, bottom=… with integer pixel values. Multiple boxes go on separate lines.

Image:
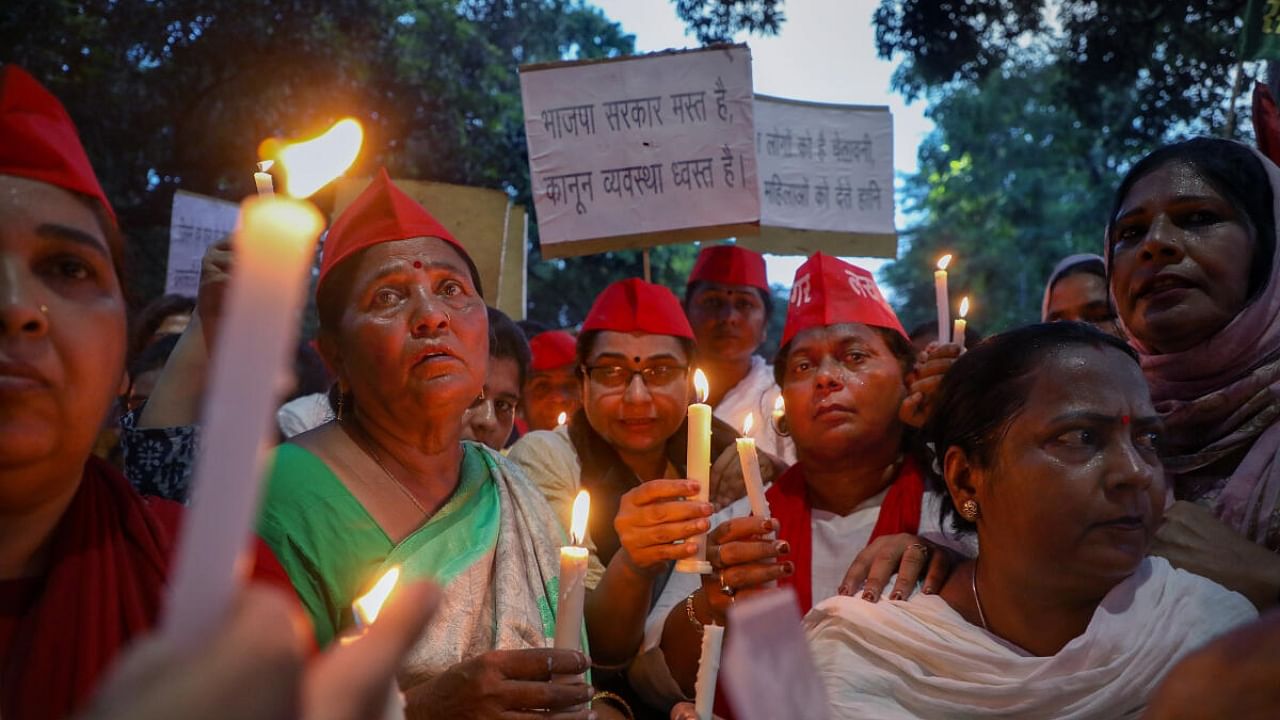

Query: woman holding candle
left=683, top=244, right=793, bottom=464
left=0, top=65, right=311, bottom=719
left=631, top=253, right=960, bottom=715
left=1105, top=137, right=1280, bottom=608
left=252, top=171, right=598, bottom=717
left=806, top=322, right=1255, bottom=719
left=507, top=278, right=782, bottom=700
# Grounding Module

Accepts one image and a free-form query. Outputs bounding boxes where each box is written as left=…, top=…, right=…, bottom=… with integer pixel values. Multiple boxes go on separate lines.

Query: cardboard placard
left=165, top=190, right=241, bottom=297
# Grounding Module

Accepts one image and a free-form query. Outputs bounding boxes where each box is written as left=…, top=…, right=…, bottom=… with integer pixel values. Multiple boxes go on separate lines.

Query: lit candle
left=162, top=118, right=363, bottom=649
left=693, top=623, right=725, bottom=720
left=935, top=254, right=952, bottom=344
left=351, top=567, right=407, bottom=720
left=771, top=395, right=786, bottom=458
left=676, top=369, right=713, bottom=575
left=553, top=490, right=590, bottom=654
left=737, top=413, right=769, bottom=519
left=254, top=160, right=275, bottom=196
left=556, top=411, right=568, bottom=429
left=953, top=296, right=970, bottom=352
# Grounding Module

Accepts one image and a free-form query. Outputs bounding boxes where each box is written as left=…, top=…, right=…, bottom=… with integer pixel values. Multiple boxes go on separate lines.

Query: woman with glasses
left=507, top=278, right=783, bottom=711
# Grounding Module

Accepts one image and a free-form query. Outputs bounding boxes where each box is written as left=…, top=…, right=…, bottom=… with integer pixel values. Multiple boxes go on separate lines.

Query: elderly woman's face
left=326, top=237, right=488, bottom=424
left=1109, top=161, right=1256, bottom=354
left=780, top=323, right=907, bottom=461
left=964, top=345, right=1164, bottom=596
left=581, top=331, right=691, bottom=459
left=0, top=175, right=126, bottom=500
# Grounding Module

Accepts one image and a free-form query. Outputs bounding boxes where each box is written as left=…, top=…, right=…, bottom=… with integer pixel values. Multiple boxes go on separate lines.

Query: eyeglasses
left=583, top=364, right=689, bottom=390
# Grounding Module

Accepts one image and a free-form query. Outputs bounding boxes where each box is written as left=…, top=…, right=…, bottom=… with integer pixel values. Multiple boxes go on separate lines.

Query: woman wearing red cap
left=683, top=244, right=793, bottom=463
left=0, top=66, right=435, bottom=720
left=251, top=171, right=597, bottom=717
left=507, top=278, right=783, bottom=702
left=632, top=253, right=962, bottom=714
left=522, top=329, right=582, bottom=432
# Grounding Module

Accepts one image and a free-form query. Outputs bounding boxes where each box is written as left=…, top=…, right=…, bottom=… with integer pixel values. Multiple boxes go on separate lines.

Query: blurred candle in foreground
left=163, top=118, right=363, bottom=650
left=677, top=369, right=713, bottom=575
left=253, top=160, right=274, bottom=196
left=954, top=296, right=970, bottom=352
left=934, top=254, right=952, bottom=344
left=351, top=567, right=406, bottom=720
left=694, top=623, right=725, bottom=720
left=737, top=413, right=769, bottom=518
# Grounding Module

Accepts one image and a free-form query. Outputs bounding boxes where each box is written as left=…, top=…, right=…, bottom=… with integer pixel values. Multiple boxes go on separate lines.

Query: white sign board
left=520, top=45, right=760, bottom=258
left=165, top=190, right=240, bottom=297
left=722, top=588, right=831, bottom=720
left=739, top=95, right=896, bottom=258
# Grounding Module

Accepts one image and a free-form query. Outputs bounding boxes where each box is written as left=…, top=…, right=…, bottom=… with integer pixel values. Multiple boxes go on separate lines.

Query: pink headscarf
left=1105, top=141, right=1280, bottom=548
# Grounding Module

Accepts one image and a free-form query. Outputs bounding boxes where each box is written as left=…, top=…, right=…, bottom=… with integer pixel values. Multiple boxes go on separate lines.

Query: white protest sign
left=520, top=45, right=760, bottom=258
left=165, top=190, right=241, bottom=297
left=722, top=588, right=830, bottom=720
left=738, top=95, right=896, bottom=259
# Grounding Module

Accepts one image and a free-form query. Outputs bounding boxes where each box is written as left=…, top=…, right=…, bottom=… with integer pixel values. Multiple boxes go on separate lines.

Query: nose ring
left=39, top=305, right=48, bottom=314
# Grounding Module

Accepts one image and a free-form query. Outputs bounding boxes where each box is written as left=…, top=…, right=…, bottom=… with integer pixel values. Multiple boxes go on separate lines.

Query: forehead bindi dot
left=1121, top=415, right=1131, bottom=425
left=413, top=260, right=423, bottom=269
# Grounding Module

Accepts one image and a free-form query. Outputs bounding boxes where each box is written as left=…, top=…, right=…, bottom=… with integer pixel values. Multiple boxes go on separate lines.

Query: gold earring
left=961, top=499, right=980, bottom=522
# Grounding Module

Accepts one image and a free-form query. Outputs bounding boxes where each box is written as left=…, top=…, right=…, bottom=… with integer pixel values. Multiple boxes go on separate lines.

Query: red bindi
left=1121, top=415, right=1130, bottom=425
left=413, top=260, right=423, bottom=269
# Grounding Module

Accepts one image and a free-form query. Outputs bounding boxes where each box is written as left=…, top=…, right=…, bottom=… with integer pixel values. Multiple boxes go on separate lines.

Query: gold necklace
left=340, top=420, right=428, bottom=515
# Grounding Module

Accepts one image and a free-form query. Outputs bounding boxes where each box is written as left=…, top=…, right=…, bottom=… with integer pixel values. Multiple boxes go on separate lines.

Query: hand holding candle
left=163, top=118, right=363, bottom=649
left=953, top=296, right=970, bottom=351
left=934, top=254, right=952, bottom=344
left=677, top=369, right=713, bottom=575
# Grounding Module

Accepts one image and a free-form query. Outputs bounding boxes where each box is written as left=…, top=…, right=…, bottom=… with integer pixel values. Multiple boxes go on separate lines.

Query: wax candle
left=934, top=254, right=952, bottom=344
left=554, top=490, right=590, bottom=653
left=694, top=623, right=725, bottom=720
left=771, top=395, right=786, bottom=458
left=557, top=411, right=568, bottom=429
left=254, top=160, right=275, bottom=196
left=737, top=413, right=769, bottom=519
left=162, top=119, right=363, bottom=649
left=677, top=369, right=713, bottom=575
left=352, top=567, right=407, bottom=720
left=954, top=296, right=970, bottom=352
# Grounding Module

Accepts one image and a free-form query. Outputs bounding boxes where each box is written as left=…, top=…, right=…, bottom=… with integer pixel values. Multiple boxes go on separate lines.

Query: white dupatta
left=805, top=557, right=1255, bottom=720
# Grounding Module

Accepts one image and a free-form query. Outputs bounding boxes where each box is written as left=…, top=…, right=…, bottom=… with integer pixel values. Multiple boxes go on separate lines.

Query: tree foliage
left=671, top=0, right=785, bottom=45
left=874, top=0, right=1257, bottom=331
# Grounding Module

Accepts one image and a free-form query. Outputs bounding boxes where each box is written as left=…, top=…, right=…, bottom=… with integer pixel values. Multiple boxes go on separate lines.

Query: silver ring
left=719, top=573, right=735, bottom=597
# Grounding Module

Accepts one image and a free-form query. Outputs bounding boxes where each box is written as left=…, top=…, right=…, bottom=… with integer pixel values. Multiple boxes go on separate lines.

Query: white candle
left=351, top=567, right=407, bottom=720
left=934, top=254, right=952, bottom=344
left=254, top=160, right=275, bottom=196
left=953, top=296, right=970, bottom=351
left=556, top=411, right=568, bottom=429
left=694, top=623, right=725, bottom=720
left=553, top=490, right=590, bottom=653
left=736, top=413, right=769, bottom=519
left=677, top=369, right=713, bottom=575
left=162, top=119, right=362, bottom=649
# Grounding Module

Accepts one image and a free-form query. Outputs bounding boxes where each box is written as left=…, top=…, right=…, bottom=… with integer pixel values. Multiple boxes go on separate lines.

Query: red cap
left=781, top=253, right=905, bottom=347
left=318, top=168, right=463, bottom=290
left=581, top=278, right=695, bottom=340
left=688, top=245, right=768, bottom=291
left=529, top=330, right=577, bottom=371
left=0, top=66, right=115, bottom=225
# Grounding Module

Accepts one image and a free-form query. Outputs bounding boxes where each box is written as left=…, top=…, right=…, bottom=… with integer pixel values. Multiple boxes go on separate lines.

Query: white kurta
left=807, top=556, right=1256, bottom=720
left=713, top=356, right=795, bottom=465
left=629, top=486, right=964, bottom=709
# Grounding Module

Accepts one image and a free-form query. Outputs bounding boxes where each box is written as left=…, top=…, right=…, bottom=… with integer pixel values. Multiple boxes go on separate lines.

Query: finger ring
left=908, top=543, right=930, bottom=558
left=719, top=573, right=735, bottom=597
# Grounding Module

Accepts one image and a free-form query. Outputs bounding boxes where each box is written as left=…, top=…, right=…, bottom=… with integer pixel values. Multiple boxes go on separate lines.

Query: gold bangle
left=591, top=690, right=635, bottom=720
left=685, top=591, right=705, bottom=632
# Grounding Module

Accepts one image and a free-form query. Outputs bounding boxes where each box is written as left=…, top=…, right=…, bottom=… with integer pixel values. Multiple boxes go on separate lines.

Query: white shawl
left=714, top=355, right=795, bottom=464
left=805, top=557, right=1255, bottom=720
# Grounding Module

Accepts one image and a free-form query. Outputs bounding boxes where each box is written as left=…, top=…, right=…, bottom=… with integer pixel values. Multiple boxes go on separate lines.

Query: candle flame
left=276, top=118, right=363, bottom=199
left=936, top=254, right=953, bottom=271
left=569, top=490, right=590, bottom=545
left=256, top=160, right=274, bottom=173
left=742, top=412, right=754, bottom=435
left=557, top=411, right=567, bottom=427
left=958, top=296, right=970, bottom=318
left=773, top=395, right=785, bottom=415
left=353, top=566, right=400, bottom=626
left=693, top=369, right=709, bottom=403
